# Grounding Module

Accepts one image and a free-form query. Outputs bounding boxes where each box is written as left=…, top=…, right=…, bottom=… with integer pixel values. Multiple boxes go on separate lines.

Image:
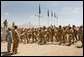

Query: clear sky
left=1, top=1, right=83, bottom=27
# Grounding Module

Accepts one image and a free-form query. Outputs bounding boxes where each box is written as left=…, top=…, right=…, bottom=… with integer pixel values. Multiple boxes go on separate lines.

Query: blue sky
left=1, top=1, right=83, bottom=27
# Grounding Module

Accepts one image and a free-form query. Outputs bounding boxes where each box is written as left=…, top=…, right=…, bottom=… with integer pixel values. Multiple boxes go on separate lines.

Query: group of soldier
left=2, top=19, right=83, bottom=55
left=18, top=25, right=83, bottom=47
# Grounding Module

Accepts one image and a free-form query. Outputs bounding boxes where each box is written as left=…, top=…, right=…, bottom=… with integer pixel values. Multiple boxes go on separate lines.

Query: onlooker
left=7, top=28, right=12, bottom=52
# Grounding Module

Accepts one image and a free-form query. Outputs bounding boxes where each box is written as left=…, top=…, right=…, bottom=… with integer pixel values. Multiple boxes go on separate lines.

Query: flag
left=39, top=4, right=41, bottom=14
left=51, top=11, right=53, bottom=17
left=57, top=13, right=58, bottom=19
left=12, top=22, right=15, bottom=27
left=47, top=9, right=49, bottom=17
left=54, top=13, right=56, bottom=18
left=54, top=13, right=58, bottom=19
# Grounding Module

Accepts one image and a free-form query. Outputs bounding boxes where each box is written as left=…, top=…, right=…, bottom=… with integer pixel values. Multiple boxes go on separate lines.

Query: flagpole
left=38, top=4, right=41, bottom=44
left=52, top=17, right=53, bottom=26
left=47, top=9, right=49, bottom=27
left=51, top=11, right=53, bottom=26
left=51, top=17, right=52, bottom=25
left=57, top=17, right=58, bottom=27
left=48, top=17, right=49, bottom=27
left=57, top=14, right=58, bottom=27
left=38, top=13, right=41, bottom=44
left=39, top=15, right=40, bottom=28
left=54, top=18, right=55, bottom=26
left=39, top=4, right=41, bottom=28
left=56, top=13, right=58, bottom=27
left=53, top=17, right=54, bottom=26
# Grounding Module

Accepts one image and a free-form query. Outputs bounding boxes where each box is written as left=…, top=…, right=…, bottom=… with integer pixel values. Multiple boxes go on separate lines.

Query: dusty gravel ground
left=1, top=41, right=83, bottom=56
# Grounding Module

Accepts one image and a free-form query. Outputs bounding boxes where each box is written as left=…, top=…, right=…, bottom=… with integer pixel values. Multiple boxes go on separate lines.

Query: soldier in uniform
left=29, top=28, right=32, bottom=43
left=62, top=27, right=67, bottom=43
left=39, top=27, right=43, bottom=44
left=49, top=25, right=54, bottom=43
left=79, top=26, right=83, bottom=47
left=29, top=29, right=32, bottom=43
left=23, top=28, right=28, bottom=44
left=25, top=29, right=29, bottom=43
left=20, top=28, right=25, bottom=43
left=66, top=26, right=73, bottom=45
left=81, top=32, right=83, bottom=47
left=54, top=27, right=59, bottom=42
left=27, top=29, right=31, bottom=43
left=42, top=26, right=47, bottom=44
left=12, top=26, right=20, bottom=54
left=33, top=28, right=38, bottom=42
left=72, top=25, right=76, bottom=44
left=44, top=27, right=49, bottom=43
left=57, top=25, right=63, bottom=45
left=31, top=27, right=37, bottom=43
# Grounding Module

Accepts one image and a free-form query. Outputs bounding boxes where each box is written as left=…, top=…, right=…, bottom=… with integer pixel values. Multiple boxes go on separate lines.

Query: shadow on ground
left=1, top=52, right=13, bottom=56
left=75, top=45, right=83, bottom=48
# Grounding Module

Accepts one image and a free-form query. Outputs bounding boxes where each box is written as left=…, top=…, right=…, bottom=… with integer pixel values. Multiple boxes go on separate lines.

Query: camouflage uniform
left=31, top=28, right=37, bottom=43
left=79, top=26, right=83, bottom=47
left=72, top=28, right=76, bottom=44
left=43, top=29, right=47, bottom=44
left=49, top=27, right=54, bottom=43
left=33, top=29, right=38, bottom=42
left=54, top=28, right=59, bottom=42
left=66, top=27, right=72, bottom=45
left=57, top=26, right=62, bottom=44
left=23, top=29, right=28, bottom=44
left=20, top=28, right=24, bottom=42
left=44, top=28, right=49, bottom=43
left=81, top=32, right=83, bottom=47
left=12, top=29, right=19, bottom=54
left=27, top=29, right=31, bottom=43
left=62, top=27, right=67, bottom=43
left=39, top=28, right=43, bottom=43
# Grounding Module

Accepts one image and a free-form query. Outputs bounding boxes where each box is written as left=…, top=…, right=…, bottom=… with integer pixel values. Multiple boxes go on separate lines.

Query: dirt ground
left=1, top=41, right=83, bottom=56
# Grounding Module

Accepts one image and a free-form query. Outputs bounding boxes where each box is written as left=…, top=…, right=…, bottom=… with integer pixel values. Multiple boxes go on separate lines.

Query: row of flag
left=39, top=4, right=58, bottom=19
